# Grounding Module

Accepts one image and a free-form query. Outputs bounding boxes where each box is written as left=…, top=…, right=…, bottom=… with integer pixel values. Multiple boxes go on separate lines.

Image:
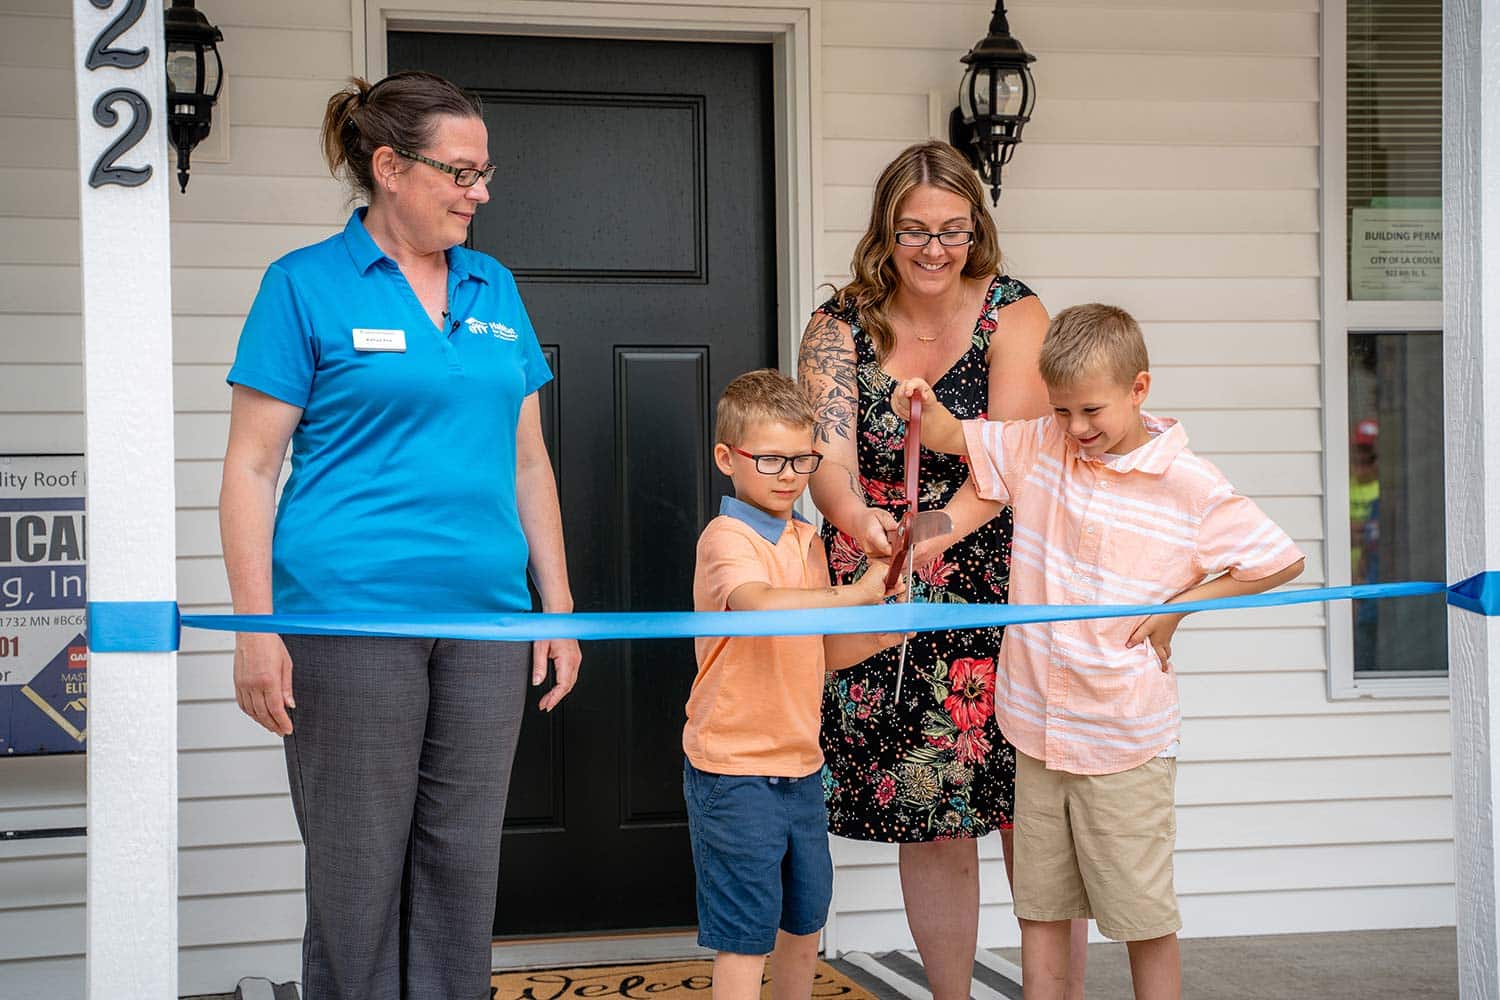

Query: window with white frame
left=1327, top=0, right=1446, bottom=695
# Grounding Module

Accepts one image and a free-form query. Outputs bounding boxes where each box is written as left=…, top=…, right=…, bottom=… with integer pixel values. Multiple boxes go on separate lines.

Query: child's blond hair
left=1038, top=304, right=1150, bottom=389
left=715, top=369, right=816, bottom=445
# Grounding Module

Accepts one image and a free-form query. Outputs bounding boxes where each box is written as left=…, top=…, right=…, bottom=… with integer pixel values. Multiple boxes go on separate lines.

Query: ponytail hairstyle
left=320, top=71, right=483, bottom=201
left=834, top=141, right=1003, bottom=362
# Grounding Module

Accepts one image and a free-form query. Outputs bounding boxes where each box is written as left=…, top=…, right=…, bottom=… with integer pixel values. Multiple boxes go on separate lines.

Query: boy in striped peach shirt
left=893, top=304, right=1304, bottom=1000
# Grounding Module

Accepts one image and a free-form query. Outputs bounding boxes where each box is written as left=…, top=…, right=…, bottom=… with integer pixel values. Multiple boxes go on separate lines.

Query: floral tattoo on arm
left=798, top=313, right=857, bottom=446
left=825, top=458, right=867, bottom=503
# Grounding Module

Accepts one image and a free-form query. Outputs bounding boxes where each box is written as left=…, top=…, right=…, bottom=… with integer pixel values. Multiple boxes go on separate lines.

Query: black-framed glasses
left=894, top=229, right=975, bottom=248
left=392, top=147, right=496, bottom=188
left=729, top=446, right=823, bottom=475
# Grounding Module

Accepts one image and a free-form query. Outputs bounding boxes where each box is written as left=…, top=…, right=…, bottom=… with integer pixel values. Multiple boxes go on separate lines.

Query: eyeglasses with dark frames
left=894, top=230, right=975, bottom=248
left=729, top=446, right=823, bottom=475
left=392, top=147, right=496, bottom=188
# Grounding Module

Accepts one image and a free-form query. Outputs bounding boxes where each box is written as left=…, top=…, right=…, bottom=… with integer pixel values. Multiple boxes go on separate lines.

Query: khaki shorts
left=1012, top=751, right=1182, bottom=942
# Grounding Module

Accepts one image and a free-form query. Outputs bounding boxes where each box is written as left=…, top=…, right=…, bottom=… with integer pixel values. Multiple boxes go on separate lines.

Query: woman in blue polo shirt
left=219, top=71, right=580, bottom=999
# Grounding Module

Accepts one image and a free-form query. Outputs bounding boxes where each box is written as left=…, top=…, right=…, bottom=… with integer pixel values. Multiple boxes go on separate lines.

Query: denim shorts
left=683, top=758, right=833, bottom=954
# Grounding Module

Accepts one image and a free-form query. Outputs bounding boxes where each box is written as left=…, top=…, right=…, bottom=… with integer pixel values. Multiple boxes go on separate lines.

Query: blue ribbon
left=79, top=575, right=1498, bottom=653
left=1448, top=571, right=1500, bottom=617
left=87, top=600, right=180, bottom=652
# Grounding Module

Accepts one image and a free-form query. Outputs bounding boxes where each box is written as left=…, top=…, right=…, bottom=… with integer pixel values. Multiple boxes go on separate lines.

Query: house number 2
left=85, top=0, right=153, bottom=189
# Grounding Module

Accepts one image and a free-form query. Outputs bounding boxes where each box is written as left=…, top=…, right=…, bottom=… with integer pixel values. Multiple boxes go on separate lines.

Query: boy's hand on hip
left=1127, top=613, right=1186, bottom=672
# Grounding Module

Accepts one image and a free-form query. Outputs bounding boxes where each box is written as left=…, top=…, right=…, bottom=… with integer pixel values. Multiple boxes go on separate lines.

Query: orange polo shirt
left=685, top=496, right=830, bottom=778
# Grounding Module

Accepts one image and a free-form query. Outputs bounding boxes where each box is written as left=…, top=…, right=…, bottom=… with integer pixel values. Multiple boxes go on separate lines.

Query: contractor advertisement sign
left=0, top=454, right=87, bottom=756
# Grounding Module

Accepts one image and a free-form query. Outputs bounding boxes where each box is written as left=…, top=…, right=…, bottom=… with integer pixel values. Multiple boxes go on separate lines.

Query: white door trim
left=353, top=0, right=823, bottom=376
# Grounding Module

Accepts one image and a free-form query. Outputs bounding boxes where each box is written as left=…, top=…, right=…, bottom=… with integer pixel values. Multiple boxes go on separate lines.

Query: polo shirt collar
left=343, top=207, right=386, bottom=274
left=446, top=243, right=488, bottom=285
left=1090, top=412, right=1187, bottom=474
left=341, top=207, right=489, bottom=284
left=719, top=495, right=811, bottom=545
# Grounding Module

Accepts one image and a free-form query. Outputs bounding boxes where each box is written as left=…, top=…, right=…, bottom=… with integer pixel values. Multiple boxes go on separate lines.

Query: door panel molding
left=613, top=348, right=711, bottom=830
left=614, top=347, right=711, bottom=612
left=500, top=703, right=567, bottom=832
left=539, top=344, right=560, bottom=478
left=356, top=0, right=821, bottom=375
left=476, top=91, right=708, bottom=283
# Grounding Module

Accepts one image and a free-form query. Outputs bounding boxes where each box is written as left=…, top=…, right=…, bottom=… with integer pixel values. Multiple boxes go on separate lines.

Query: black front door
left=388, top=31, right=777, bottom=935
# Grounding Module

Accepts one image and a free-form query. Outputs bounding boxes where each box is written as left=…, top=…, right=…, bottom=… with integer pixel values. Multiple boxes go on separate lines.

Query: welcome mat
left=491, top=958, right=874, bottom=999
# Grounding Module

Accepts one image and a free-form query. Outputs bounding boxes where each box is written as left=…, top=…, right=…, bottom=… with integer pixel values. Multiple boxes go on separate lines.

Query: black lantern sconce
left=948, top=1, right=1036, bottom=206
left=163, top=0, right=224, bottom=193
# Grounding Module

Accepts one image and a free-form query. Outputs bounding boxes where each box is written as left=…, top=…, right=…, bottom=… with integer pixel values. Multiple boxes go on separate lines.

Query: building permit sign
left=0, top=455, right=87, bottom=756
left=1349, top=206, right=1442, bottom=301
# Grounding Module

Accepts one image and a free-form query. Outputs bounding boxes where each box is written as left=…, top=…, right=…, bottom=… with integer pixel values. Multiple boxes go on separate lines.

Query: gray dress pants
left=280, top=634, right=529, bottom=1000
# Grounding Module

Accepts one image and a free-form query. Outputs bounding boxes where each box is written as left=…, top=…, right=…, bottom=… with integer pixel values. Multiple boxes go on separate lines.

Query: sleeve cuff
left=1227, top=542, right=1307, bottom=582
left=226, top=367, right=311, bottom=409
left=961, top=419, right=1009, bottom=503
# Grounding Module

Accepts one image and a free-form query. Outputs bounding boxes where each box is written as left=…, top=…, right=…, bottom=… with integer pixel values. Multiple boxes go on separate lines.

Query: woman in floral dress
left=798, top=141, right=1085, bottom=999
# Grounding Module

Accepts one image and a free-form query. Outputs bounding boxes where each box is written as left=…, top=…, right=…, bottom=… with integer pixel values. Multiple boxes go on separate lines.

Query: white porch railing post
left=70, top=1, right=179, bottom=997
left=1446, top=1, right=1500, bottom=996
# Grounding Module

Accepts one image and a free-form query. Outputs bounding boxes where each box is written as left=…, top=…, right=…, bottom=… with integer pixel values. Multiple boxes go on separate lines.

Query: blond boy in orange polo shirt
left=687, top=369, right=904, bottom=1000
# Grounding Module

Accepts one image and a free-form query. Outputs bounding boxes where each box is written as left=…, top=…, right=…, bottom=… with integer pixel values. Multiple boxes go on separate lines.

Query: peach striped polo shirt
left=961, top=413, right=1303, bottom=775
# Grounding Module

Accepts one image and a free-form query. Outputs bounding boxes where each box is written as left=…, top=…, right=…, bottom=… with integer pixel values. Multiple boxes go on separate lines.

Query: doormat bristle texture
left=490, top=958, right=872, bottom=999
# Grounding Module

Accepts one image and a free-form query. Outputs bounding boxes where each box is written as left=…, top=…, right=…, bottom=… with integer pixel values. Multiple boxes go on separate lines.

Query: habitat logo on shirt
left=463, top=317, right=519, bottom=341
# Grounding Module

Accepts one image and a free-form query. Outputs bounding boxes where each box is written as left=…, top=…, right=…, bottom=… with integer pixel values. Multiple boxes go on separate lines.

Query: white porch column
left=1446, top=0, right=1500, bottom=996
left=70, top=1, right=179, bottom=997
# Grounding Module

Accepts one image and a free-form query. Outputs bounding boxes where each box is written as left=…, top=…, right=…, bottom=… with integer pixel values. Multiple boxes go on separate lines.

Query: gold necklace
left=908, top=287, right=969, bottom=344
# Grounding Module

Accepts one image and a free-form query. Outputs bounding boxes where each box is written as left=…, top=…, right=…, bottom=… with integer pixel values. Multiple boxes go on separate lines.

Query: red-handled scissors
left=884, top=396, right=951, bottom=702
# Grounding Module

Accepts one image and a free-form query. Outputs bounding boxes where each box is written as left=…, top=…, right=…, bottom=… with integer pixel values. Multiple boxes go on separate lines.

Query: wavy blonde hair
left=834, top=141, right=1003, bottom=361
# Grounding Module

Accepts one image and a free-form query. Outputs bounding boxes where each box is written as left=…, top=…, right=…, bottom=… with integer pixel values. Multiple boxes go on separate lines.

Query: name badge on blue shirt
left=352, top=328, right=406, bottom=352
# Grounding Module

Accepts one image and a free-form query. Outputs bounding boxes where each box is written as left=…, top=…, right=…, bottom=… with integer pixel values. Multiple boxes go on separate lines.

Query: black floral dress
left=819, top=275, right=1033, bottom=843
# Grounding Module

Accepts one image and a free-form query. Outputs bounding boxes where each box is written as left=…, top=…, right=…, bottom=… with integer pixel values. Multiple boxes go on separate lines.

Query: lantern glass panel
left=203, top=46, right=221, bottom=98
left=166, top=43, right=198, bottom=96
left=960, top=65, right=981, bottom=121
left=975, top=66, right=1016, bottom=118
left=994, top=68, right=1024, bottom=117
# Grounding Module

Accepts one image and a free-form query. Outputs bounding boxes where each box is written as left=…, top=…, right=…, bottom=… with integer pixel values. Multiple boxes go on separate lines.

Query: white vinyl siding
left=0, top=0, right=1454, bottom=995
left=0, top=5, right=88, bottom=995
left=0, top=1, right=349, bottom=995
left=168, top=0, right=352, bottom=986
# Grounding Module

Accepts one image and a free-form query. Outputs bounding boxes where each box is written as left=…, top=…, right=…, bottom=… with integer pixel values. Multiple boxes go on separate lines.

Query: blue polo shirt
left=227, top=208, right=552, bottom=614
